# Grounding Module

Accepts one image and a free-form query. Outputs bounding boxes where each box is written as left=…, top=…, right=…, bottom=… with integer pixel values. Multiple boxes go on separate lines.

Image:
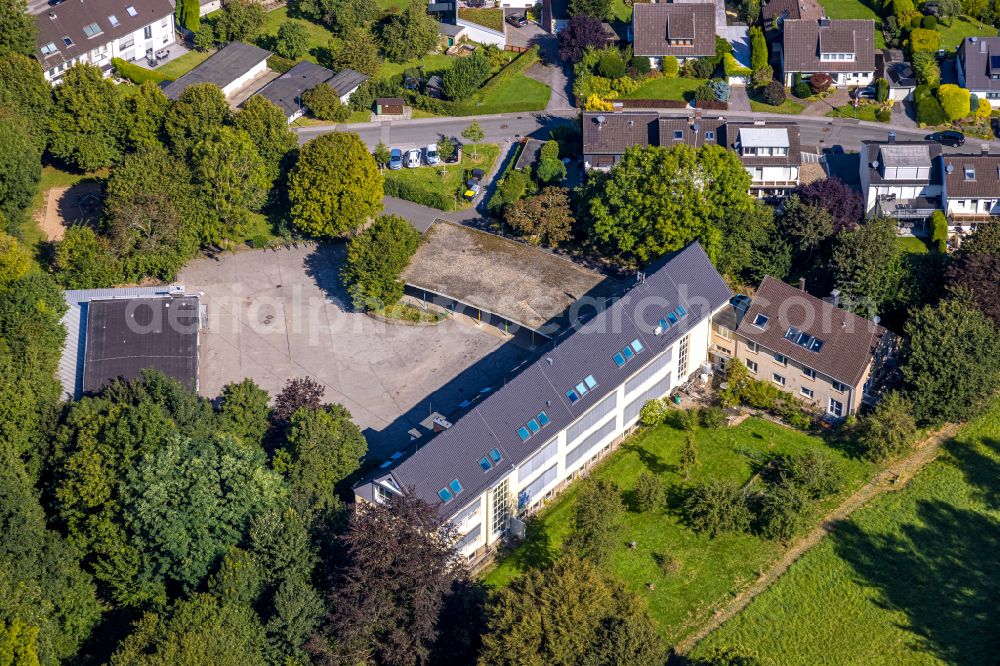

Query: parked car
left=388, top=148, right=403, bottom=170
left=850, top=86, right=876, bottom=100
left=464, top=168, right=485, bottom=201
left=425, top=143, right=440, bottom=165
left=925, top=130, right=965, bottom=147
left=506, top=13, right=527, bottom=27
left=405, top=148, right=422, bottom=168
left=445, top=141, right=462, bottom=163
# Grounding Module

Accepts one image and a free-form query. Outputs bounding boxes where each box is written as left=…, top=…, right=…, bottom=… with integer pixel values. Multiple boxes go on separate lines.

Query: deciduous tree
left=164, top=83, right=231, bottom=159
left=340, top=213, right=420, bottom=309
left=567, top=478, right=624, bottom=565
left=858, top=391, right=917, bottom=461
left=443, top=51, right=492, bottom=101
left=302, top=83, right=350, bottom=121
left=380, top=0, right=438, bottom=64
left=216, top=0, right=265, bottom=42
left=47, top=64, right=124, bottom=171
left=505, top=186, right=575, bottom=247
left=946, top=223, right=1000, bottom=325
left=568, top=0, right=612, bottom=19
left=233, top=95, right=298, bottom=185
left=53, top=226, right=123, bottom=289
left=192, top=126, right=270, bottom=233
left=461, top=121, right=485, bottom=158
left=0, top=0, right=36, bottom=57
left=683, top=480, right=752, bottom=537
left=288, top=132, right=383, bottom=237
left=121, top=81, right=169, bottom=152
left=330, top=26, right=382, bottom=76
left=937, top=83, right=971, bottom=121
left=558, top=15, right=609, bottom=63
left=271, top=377, right=325, bottom=425
left=794, top=177, right=863, bottom=232
left=0, top=54, right=51, bottom=146
left=831, top=216, right=903, bottom=316
left=218, top=379, right=271, bottom=445
left=0, top=110, right=40, bottom=229
left=274, top=20, right=310, bottom=59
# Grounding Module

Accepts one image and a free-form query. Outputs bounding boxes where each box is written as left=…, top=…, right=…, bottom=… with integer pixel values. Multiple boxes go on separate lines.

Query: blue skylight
left=584, top=375, right=597, bottom=389
left=527, top=418, right=541, bottom=433
left=659, top=317, right=669, bottom=330
left=517, top=426, right=531, bottom=441
left=449, top=479, right=463, bottom=495
left=613, top=353, right=626, bottom=367
left=675, top=304, right=688, bottom=317
left=537, top=411, right=551, bottom=426
left=438, top=487, right=453, bottom=503
left=576, top=382, right=588, bottom=395
left=630, top=339, right=643, bottom=353
left=489, top=448, right=502, bottom=463
left=622, top=346, right=635, bottom=360
left=566, top=389, right=580, bottom=403
left=479, top=457, right=492, bottom=471
left=667, top=312, right=679, bottom=325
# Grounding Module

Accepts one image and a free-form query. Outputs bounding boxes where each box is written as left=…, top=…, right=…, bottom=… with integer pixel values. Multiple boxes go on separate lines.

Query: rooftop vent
left=888, top=131, right=896, bottom=144
left=48, top=10, right=56, bottom=18
left=819, top=16, right=831, bottom=26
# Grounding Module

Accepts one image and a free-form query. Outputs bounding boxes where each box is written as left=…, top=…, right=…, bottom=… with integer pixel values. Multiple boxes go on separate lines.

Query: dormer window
left=82, top=22, right=103, bottom=38
left=964, top=166, right=976, bottom=180
left=820, top=52, right=855, bottom=61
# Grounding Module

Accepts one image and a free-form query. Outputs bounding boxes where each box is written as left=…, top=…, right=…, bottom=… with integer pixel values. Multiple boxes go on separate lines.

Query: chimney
left=819, top=16, right=830, bottom=27
left=829, top=289, right=840, bottom=308
left=798, top=277, right=806, bottom=292
left=982, top=143, right=990, bottom=155
left=887, top=131, right=896, bottom=144
left=981, top=39, right=989, bottom=54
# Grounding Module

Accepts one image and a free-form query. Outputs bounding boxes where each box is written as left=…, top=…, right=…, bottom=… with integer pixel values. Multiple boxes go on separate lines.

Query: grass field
left=258, top=7, right=335, bottom=65
left=153, top=49, right=212, bottom=80
left=750, top=96, right=806, bottom=114
left=624, top=77, right=706, bottom=101
left=820, top=0, right=887, bottom=48
left=693, top=397, right=1000, bottom=664
left=483, top=417, right=874, bottom=644
left=897, top=236, right=932, bottom=254
left=937, top=15, right=997, bottom=51
left=611, top=0, right=632, bottom=23
left=453, top=73, right=550, bottom=114
left=826, top=104, right=882, bottom=121
left=383, top=144, right=500, bottom=210
left=377, top=53, right=456, bottom=80
left=458, top=7, right=504, bottom=32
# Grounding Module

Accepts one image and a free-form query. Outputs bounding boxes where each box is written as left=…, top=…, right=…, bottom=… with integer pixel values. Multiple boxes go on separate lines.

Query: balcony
left=877, top=195, right=940, bottom=220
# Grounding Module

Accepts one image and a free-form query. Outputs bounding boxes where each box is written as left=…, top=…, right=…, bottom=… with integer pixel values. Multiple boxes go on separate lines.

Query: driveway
left=180, top=245, right=532, bottom=458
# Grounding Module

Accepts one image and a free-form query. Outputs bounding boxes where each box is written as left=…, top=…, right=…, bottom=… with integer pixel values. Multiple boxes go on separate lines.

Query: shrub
left=793, top=81, right=812, bottom=99
left=875, top=77, right=890, bottom=102
left=683, top=480, right=753, bottom=537
left=750, top=26, right=768, bottom=71
left=723, top=52, right=751, bottom=77
left=383, top=178, right=453, bottom=211
left=921, top=14, right=937, bottom=28
left=937, top=83, right=971, bottom=120
left=267, top=55, right=296, bottom=74
left=975, top=97, right=992, bottom=120
left=916, top=95, right=948, bottom=125
left=709, top=79, right=730, bottom=101
left=273, top=20, right=309, bottom=60
left=341, top=214, right=422, bottom=310
left=443, top=51, right=492, bottom=100
left=302, top=83, right=350, bottom=121
left=762, top=80, right=786, bottom=106
left=248, top=234, right=270, bottom=249
left=633, top=472, right=666, bottom=512
left=909, top=27, right=940, bottom=54
left=809, top=72, right=832, bottom=94
left=913, top=83, right=932, bottom=103
left=931, top=210, right=948, bottom=251
left=111, top=58, right=169, bottom=84
left=876, top=108, right=892, bottom=122
left=912, top=51, right=941, bottom=86
left=536, top=157, right=566, bottom=183
left=631, top=55, right=651, bottom=73
left=610, top=75, right=639, bottom=96
left=597, top=50, right=626, bottom=79
left=540, top=139, right=559, bottom=161
left=639, top=398, right=667, bottom=426
left=909, top=14, right=921, bottom=29
left=699, top=406, right=726, bottom=429
left=752, top=64, right=774, bottom=88
left=690, top=57, right=716, bottom=79
left=661, top=55, right=679, bottom=78
left=779, top=449, right=843, bottom=498
left=858, top=391, right=917, bottom=461
left=584, top=94, right=614, bottom=111
left=757, top=482, right=807, bottom=541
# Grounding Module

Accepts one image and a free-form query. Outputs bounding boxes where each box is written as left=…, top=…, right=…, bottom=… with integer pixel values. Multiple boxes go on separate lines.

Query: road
left=295, top=109, right=999, bottom=154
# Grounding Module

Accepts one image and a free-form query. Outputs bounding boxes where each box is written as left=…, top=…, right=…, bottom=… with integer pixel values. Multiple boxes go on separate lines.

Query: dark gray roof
left=358, top=243, right=731, bottom=517
left=959, top=36, right=1000, bottom=91
left=782, top=19, right=875, bottom=73
left=632, top=3, right=717, bottom=57
left=514, top=138, right=545, bottom=171
left=162, top=42, right=271, bottom=99
left=438, top=20, right=465, bottom=37
left=942, top=154, right=1000, bottom=197
left=582, top=112, right=659, bottom=156
left=82, top=296, right=199, bottom=394
left=254, top=60, right=334, bottom=117
left=861, top=140, right=942, bottom=185
left=326, top=68, right=368, bottom=96
left=882, top=49, right=917, bottom=87
left=35, top=0, right=175, bottom=70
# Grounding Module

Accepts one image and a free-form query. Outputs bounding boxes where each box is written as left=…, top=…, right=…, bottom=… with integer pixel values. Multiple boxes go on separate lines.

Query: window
left=576, top=380, right=590, bottom=396
left=673, top=130, right=683, bottom=139
left=82, top=22, right=102, bottom=38
left=828, top=397, right=844, bottom=417
left=746, top=341, right=758, bottom=353
left=438, top=487, right=453, bottom=503
left=624, top=373, right=672, bottom=423
left=677, top=335, right=689, bottom=378
left=713, top=322, right=733, bottom=341
left=622, top=345, right=635, bottom=361
left=489, top=448, right=502, bottom=464
left=62, top=36, right=73, bottom=46
left=526, top=418, right=541, bottom=433
left=479, top=457, right=492, bottom=471
left=772, top=373, right=786, bottom=386
left=803, top=367, right=816, bottom=380
left=752, top=313, right=769, bottom=329
left=774, top=352, right=787, bottom=366
left=613, top=352, right=625, bottom=367
left=120, top=37, right=134, bottom=49
left=965, top=167, right=976, bottom=180
left=374, top=484, right=394, bottom=503
left=705, top=130, right=715, bottom=141
left=675, top=305, right=688, bottom=317
left=449, top=479, right=463, bottom=495
left=144, top=25, right=152, bottom=39
left=630, top=339, right=644, bottom=353
left=800, top=386, right=814, bottom=398
left=566, top=389, right=579, bottom=403
left=108, top=14, right=119, bottom=27
left=491, top=480, right=509, bottom=534
left=746, top=359, right=758, bottom=373
left=832, top=381, right=847, bottom=392
left=567, top=393, right=617, bottom=444
left=126, top=5, right=138, bottom=15
left=584, top=375, right=597, bottom=390
left=537, top=411, right=551, bottom=427
left=517, top=426, right=531, bottom=442
left=41, top=42, right=58, bottom=55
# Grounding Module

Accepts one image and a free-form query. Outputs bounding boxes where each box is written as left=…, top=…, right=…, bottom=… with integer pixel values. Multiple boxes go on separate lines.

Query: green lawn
left=154, top=49, right=212, bottom=80
left=258, top=7, right=335, bottom=65
left=820, top=0, right=887, bottom=48
left=624, top=77, right=706, bottom=101
left=897, top=236, right=932, bottom=254
left=383, top=144, right=500, bottom=211
left=937, top=15, right=997, bottom=51
left=483, top=417, right=874, bottom=644
left=458, top=7, right=504, bottom=32
left=453, top=73, right=550, bottom=115
left=693, top=397, right=1000, bottom=665
left=610, top=0, right=632, bottom=23
left=826, top=104, right=883, bottom=121
left=750, top=97, right=806, bottom=114
left=376, top=0, right=408, bottom=11
left=377, top=53, right=456, bottom=81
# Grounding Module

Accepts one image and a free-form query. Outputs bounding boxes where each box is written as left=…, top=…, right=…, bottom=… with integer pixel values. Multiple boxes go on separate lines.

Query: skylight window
left=126, top=5, right=137, bottom=15
left=667, top=312, right=679, bottom=325
left=517, top=426, right=531, bottom=442
left=753, top=313, right=769, bottom=329
left=479, top=457, right=492, bottom=471
left=622, top=345, right=635, bottom=361
left=965, top=167, right=976, bottom=180
left=584, top=375, right=597, bottom=389
left=566, top=389, right=580, bottom=403
left=449, top=479, right=463, bottom=495
left=438, top=487, right=453, bottom=503
left=659, top=317, right=669, bottom=330
left=62, top=36, right=73, bottom=46
left=40, top=42, right=58, bottom=55
left=675, top=305, right=688, bottom=317
left=576, top=381, right=588, bottom=395
left=785, top=325, right=825, bottom=353
left=613, top=353, right=626, bottom=367
left=108, top=14, right=119, bottom=27
left=527, top=418, right=541, bottom=433
left=82, top=22, right=102, bottom=38
left=537, top=411, right=551, bottom=426
left=489, top=448, right=502, bottom=464
left=630, top=339, right=643, bottom=353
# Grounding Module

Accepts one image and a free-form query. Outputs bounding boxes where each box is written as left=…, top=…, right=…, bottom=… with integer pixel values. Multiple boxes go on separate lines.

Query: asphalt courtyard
left=179, top=245, right=532, bottom=458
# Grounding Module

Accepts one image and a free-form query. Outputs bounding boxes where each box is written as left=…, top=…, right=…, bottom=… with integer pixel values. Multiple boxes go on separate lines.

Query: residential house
left=162, top=41, right=271, bottom=101
left=941, top=154, right=1000, bottom=231
left=880, top=49, right=917, bottom=101
left=33, top=0, right=176, bottom=82
left=956, top=36, right=1000, bottom=101
left=353, top=243, right=732, bottom=564
left=583, top=112, right=802, bottom=198
left=714, top=276, right=897, bottom=419
left=859, top=137, right=943, bottom=232
left=632, top=3, right=717, bottom=69
left=781, top=17, right=875, bottom=87
left=199, top=0, right=221, bottom=17
left=761, top=0, right=823, bottom=47
left=253, top=61, right=368, bottom=123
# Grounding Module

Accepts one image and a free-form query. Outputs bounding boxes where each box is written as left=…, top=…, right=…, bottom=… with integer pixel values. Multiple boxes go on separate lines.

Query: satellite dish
left=871, top=161, right=879, bottom=169
left=946, top=164, right=955, bottom=173
left=596, top=115, right=606, bottom=124
left=873, top=315, right=881, bottom=324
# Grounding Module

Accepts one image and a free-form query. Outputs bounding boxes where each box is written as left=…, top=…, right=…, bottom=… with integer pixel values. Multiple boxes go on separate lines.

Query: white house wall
left=45, top=14, right=176, bottom=81
left=456, top=19, right=506, bottom=46
left=451, top=314, right=716, bottom=560
left=220, top=58, right=269, bottom=97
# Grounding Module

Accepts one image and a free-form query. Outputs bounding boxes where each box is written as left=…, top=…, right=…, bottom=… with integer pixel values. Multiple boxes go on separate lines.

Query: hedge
left=695, top=99, right=728, bottom=110
left=267, top=55, right=296, bottom=74
left=111, top=58, right=170, bottom=84
left=383, top=178, right=455, bottom=211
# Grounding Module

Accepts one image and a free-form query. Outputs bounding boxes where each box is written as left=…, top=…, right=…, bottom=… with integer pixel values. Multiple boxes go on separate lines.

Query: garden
left=382, top=143, right=500, bottom=211
left=691, top=396, right=1000, bottom=664
left=484, top=406, right=874, bottom=644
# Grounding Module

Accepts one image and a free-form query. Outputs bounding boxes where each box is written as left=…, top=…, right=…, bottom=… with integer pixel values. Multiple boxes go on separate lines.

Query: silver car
left=425, top=143, right=440, bottom=165
left=405, top=148, right=422, bottom=168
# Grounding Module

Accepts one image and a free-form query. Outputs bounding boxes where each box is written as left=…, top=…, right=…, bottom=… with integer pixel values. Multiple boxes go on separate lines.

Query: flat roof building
left=162, top=41, right=271, bottom=100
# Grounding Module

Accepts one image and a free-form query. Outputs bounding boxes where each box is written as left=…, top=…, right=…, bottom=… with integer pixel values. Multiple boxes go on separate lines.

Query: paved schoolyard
left=179, top=244, right=531, bottom=458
